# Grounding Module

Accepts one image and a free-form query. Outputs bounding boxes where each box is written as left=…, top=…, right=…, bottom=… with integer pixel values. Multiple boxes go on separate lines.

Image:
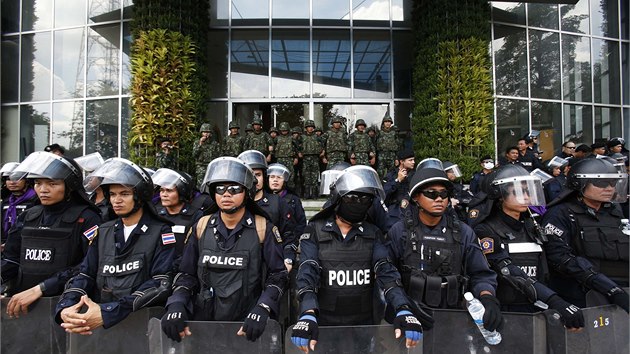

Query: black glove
left=546, top=295, right=584, bottom=329
left=242, top=304, right=270, bottom=341
left=291, top=314, right=319, bottom=349
left=393, top=310, right=423, bottom=342
left=609, top=288, right=630, bottom=313
left=479, top=294, right=503, bottom=332
left=161, top=303, right=188, bottom=342
left=502, top=273, right=537, bottom=303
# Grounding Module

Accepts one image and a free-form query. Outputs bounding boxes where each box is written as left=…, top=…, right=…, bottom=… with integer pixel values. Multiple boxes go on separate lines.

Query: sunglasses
left=342, top=194, right=373, bottom=205
left=591, top=179, right=617, bottom=188
left=215, top=185, right=244, bottom=195
left=565, top=146, right=576, bottom=149
left=420, top=190, right=450, bottom=200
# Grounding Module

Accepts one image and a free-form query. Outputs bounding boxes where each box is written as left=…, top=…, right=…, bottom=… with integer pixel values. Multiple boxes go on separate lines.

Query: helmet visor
left=320, top=170, right=343, bottom=196
left=495, top=176, right=545, bottom=206
left=334, top=166, right=385, bottom=200
left=203, top=157, right=255, bottom=193
left=578, top=172, right=629, bottom=203
left=151, top=168, right=186, bottom=189
left=444, top=164, right=462, bottom=178
left=12, top=151, right=79, bottom=181
left=84, top=158, right=150, bottom=194
left=268, top=164, right=290, bottom=181
left=75, top=152, right=105, bottom=173
left=1, top=162, right=20, bottom=177
left=416, top=158, right=443, bottom=171
left=530, top=168, right=553, bottom=183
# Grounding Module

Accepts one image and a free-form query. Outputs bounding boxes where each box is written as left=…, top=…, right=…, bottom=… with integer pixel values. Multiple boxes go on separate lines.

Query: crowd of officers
left=0, top=130, right=628, bottom=352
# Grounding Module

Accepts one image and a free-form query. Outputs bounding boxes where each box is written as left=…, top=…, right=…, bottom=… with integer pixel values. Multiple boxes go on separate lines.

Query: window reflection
left=393, top=31, right=412, bottom=98
left=88, top=0, right=122, bottom=24
left=392, top=0, right=410, bottom=24
left=563, top=104, right=592, bottom=144
left=210, top=0, right=229, bottom=25
left=491, top=2, right=526, bottom=25
left=560, top=0, right=589, bottom=34
left=623, top=43, right=628, bottom=105
left=314, top=0, right=350, bottom=22
left=353, top=0, right=389, bottom=21
left=496, top=98, right=529, bottom=158
left=531, top=101, right=562, bottom=161
left=53, top=101, right=84, bottom=158
left=529, top=30, right=560, bottom=100
left=231, top=30, right=269, bottom=98
left=121, top=102, right=130, bottom=158
left=273, top=0, right=308, bottom=19
left=272, top=30, right=310, bottom=98
left=354, top=30, right=391, bottom=98
left=592, top=38, right=620, bottom=104
left=313, top=30, right=351, bottom=98
left=1, top=107, right=20, bottom=161
left=21, top=32, right=52, bottom=102
left=594, top=106, right=621, bottom=140
left=87, top=98, right=118, bottom=159
left=562, top=34, right=591, bottom=102
left=55, top=0, right=86, bottom=27
left=493, top=24, right=528, bottom=97
left=232, top=0, right=268, bottom=20
left=122, top=23, right=131, bottom=95
left=591, top=0, right=618, bottom=38
left=2, top=37, right=20, bottom=103
left=527, top=3, right=558, bottom=30
left=209, top=30, right=229, bottom=98
left=87, top=25, right=120, bottom=97
left=2, top=1, right=20, bottom=33
left=20, top=104, right=51, bottom=157
left=22, top=0, right=53, bottom=31
left=315, top=104, right=388, bottom=132
left=54, top=28, right=85, bottom=99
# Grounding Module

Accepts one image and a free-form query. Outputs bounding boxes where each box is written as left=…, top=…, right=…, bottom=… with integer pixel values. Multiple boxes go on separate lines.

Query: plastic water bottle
left=464, top=292, right=502, bottom=345
left=620, top=219, right=630, bottom=236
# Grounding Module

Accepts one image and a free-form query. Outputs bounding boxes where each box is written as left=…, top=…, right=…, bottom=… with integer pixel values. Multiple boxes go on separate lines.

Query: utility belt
left=405, top=267, right=468, bottom=308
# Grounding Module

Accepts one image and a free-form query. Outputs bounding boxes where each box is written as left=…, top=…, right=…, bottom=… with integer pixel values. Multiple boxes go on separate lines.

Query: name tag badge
left=172, top=225, right=186, bottom=234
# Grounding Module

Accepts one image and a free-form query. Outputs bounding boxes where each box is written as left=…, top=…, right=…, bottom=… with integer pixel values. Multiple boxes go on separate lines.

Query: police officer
left=152, top=168, right=203, bottom=257
left=473, top=165, right=584, bottom=329
left=321, top=117, right=348, bottom=169
left=2, top=152, right=101, bottom=318
left=444, top=161, right=473, bottom=222
left=76, top=152, right=114, bottom=222
left=238, top=150, right=297, bottom=270
left=348, top=119, right=375, bottom=166
left=193, top=123, right=221, bottom=188
left=55, top=158, right=175, bottom=332
left=268, top=163, right=307, bottom=239
left=383, top=149, right=415, bottom=226
left=541, top=158, right=629, bottom=311
left=517, top=137, right=544, bottom=172
left=376, top=115, right=400, bottom=178
left=291, top=166, right=426, bottom=352
left=160, top=157, right=288, bottom=342
left=470, top=156, right=495, bottom=195
left=544, top=156, right=569, bottom=203
left=223, top=121, right=245, bottom=157
left=1, top=162, right=38, bottom=244
left=301, top=120, right=324, bottom=199
left=387, top=158, right=504, bottom=331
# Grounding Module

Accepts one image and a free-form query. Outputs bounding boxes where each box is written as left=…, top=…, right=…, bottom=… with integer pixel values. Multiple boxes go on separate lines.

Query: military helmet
left=203, top=156, right=256, bottom=198
left=304, top=120, right=316, bottom=128
left=355, top=119, right=367, bottom=128
left=315, top=127, right=323, bottom=133
left=487, top=164, right=545, bottom=205
left=245, top=123, right=253, bottom=132
left=252, top=116, right=263, bottom=126
left=269, top=126, right=279, bottom=133
left=291, top=126, right=302, bottom=134
left=279, top=122, right=290, bottom=131
left=200, top=123, right=212, bottom=132
left=382, top=115, right=393, bottom=123
left=331, top=116, right=343, bottom=124
left=229, top=121, right=240, bottom=129
left=84, top=158, right=154, bottom=202
left=238, top=150, right=268, bottom=171
left=409, top=158, right=452, bottom=198
left=152, top=168, right=194, bottom=202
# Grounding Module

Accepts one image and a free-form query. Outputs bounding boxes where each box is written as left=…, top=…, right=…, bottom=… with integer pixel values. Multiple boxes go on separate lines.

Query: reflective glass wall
left=1, top=0, right=132, bottom=162
left=491, top=0, right=628, bottom=161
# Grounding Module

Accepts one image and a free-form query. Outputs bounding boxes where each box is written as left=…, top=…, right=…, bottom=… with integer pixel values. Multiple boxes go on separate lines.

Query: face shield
left=493, top=175, right=545, bottom=206
left=416, top=158, right=443, bottom=171
left=151, top=168, right=186, bottom=189
left=319, top=170, right=344, bottom=196
left=84, top=158, right=151, bottom=195
left=530, top=168, right=553, bottom=184
left=444, top=164, right=462, bottom=178
left=333, top=166, right=385, bottom=200
left=577, top=172, right=629, bottom=203
left=75, top=152, right=105, bottom=173
left=1, top=162, right=20, bottom=178
left=547, top=156, right=569, bottom=169
left=11, top=151, right=80, bottom=182
left=202, top=157, right=255, bottom=194
left=268, top=164, right=291, bottom=182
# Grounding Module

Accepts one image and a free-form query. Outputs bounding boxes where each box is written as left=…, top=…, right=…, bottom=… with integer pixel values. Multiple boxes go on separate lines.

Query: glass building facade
left=1, top=0, right=628, bottom=164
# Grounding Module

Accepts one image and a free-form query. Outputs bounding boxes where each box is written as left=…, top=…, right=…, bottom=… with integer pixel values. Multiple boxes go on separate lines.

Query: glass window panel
left=352, top=0, right=389, bottom=21
left=86, top=98, right=118, bottom=159
left=492, top=2, right=526, bottom=25
left=52, top=101, right=84, bottom=158
left=20, top=104, right=51, bottom=157
left=531, top=101, right=562, bottom=162
left=314, top=0, right=350, bottom=24
left=272, top=102, right=308, bottom=128
left=492, top=24, right=528, bottom=97
left=562, top=34, right=591, bottom=102
left=354, top=30, right=391, bottom=98
left=232, top=0, right=268, bottom=23
left=231, top=30, right=269, bottom=98
left=622, top=0, right=628, bottom=40
left=393, top=101, right=413, bottom=143
left=122, top=23, right=131, bottom=95
left=527, top=3, right=558, bottom=30
left=121, top=101, right=130, bottom=158
left=271, top=30, right=310, bottom=98
left=209, top=30, right=229, bottom=98
left=563, top=104, right=592, bottom=144
left=22, top=0, right=53, bottom=31
left=315, top=104, right=388, bottom=132
left=2, top=1, right=20, bottom=33
left=21, top=32, right=52, bottom=102
left=55, top=0, right=86, bottom=27
left=1, top=107, right=20, bottom=161
left=123, top=0, right=133, bottom=19
left=560, top=0, right=589, bottom=34
left=313, top=30, right=351, bottom=98
left=210, top=0, right=229, bottom=26
left=204, top=102, right=228, bottom=140
left=529, top=30, right=560, bottom=99
left=273, top=0, right=308, bottom=19
left=88, top=0, right=122, bottom=24
left=591, top=0, right=618, bottom=38
left=623, top=42, right=628, bottom=105
left=495, top=98, right=529, bottom=161
left=594, top=106, right=621, bottom=141
left=2, top=36, right=20, bottom=103
left=392, top=0, right=412, bottom=26
left=624, top=108, right=629, bottom=144
left=233, top=103, right=272, bottom=128
left=53, top=28, right=85, bottom=99
left=592, top=38, right=620, bottom=104
left=87, top=24, right=120, bottom=97
left=393, top=31, right=413, bottom=98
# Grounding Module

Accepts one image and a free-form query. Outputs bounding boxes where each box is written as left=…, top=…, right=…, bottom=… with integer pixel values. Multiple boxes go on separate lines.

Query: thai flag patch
left=83, top=225, right=98, bottom=241
left=161, top=233, right=176, bottom=245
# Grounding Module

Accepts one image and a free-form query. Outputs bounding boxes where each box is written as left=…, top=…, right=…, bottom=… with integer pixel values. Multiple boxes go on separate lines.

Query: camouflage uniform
left=275, top=122, right=298, bottom=190
left=222, top=121, right=245, bottom=157
left=348, top=119, right=375, bottom=166
left=155, top=150, right=176, bottom=170
left=244, top=118, right=273, bottom=157
left=193, top=123, right=221, bottom=186
left=376, top=116, right=400, bottom=178
left=291, top=126, right=303, bottom=195
left=322, top=117, right=348, bottom=169
left=301, top=120, right=323, bottom=199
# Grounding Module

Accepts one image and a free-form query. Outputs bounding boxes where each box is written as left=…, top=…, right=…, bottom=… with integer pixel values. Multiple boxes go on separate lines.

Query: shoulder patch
left=299, top=233, right=310, bottom=241
left=161, top=232, right=176, bottom=245
left=400, top=199, right=409, bottom=209
left=479, top=237, right=494, bottom=254
left=468, top=209, right=479, bottom=219
left=272, top=225, right=282, bottom=243
left=544, top=223, right=564, bottom=237
left=83, top=225, right=98, bottom=241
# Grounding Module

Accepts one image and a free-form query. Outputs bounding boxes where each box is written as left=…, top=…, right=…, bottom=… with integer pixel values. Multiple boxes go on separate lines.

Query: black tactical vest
left=258, top=193, right=280, bottom=226
left=567, top=201, right=629, bottom=282
left=311, top=219, right=375, bottom=326
left=158, top=205, right=197, bottom=255
left=401, top=215, right=466, bottom=308
left=17, top=205, right=88, bottom=293
left=95, top=220, right=161, bottom=302
left=196, top=215, right=263, bottom=321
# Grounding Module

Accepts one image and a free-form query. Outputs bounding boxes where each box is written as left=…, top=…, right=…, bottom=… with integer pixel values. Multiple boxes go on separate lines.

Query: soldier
left=244, top=116, right=274, bottom=161
left=156, top=137, right=177, bottom=170
left=321, top=117, right=348, bottom=169
left=291, top=126, right=304, bottom=194
left=274, top=122, right=299, bottom=190
left=245, top=123, right=254, bottom=137
left=348, top=119, right=375, bottom=166
left=367, top=126, right=378, bottom=148
left=269, top=126, right=279, bottom=143
left=1, top=162, right=38, bottom=244
left=376, top=115, right=400, bottom=179
left=193, top=123, right=221, bottom=188
left=301, top=120, right=324, bottom=199
left=223, top=121, right=245, bottom=157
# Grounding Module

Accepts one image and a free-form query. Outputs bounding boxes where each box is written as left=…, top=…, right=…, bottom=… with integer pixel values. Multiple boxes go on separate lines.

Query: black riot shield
left=67, top=306, right=163, bottom=354
left=284, top=324, right=423, bottom=354
left=585, top=287, right=630, bottom=307
left=422, top=309, right=547, bottom=353
left=1, top=296, right=66, bottom=353
left=545, top=305, right=629, bottom=354
left=147, top=317, right=284, bottom=354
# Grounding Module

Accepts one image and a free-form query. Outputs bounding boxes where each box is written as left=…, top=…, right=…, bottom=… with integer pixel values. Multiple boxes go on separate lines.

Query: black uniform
left=257, top=191, right=296, bottom=262
left=156, top=202, right=203, bottom=257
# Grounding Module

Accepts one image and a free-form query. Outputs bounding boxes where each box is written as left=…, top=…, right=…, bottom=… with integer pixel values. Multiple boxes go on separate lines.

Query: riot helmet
left=530, top=168, right=553, bottom=184
left=12, top=151, right=85, bottom=194
left=1, top=162, right=21, bottom=179
left=203, top=157, right=257, bottom=213
left=330, top=165, right=385, bottom=203
left=547, top=156, right=569, bottom=170
left=238, top=150, right=268, bottom=171
left=443, top=161, right=463, bottom=179
left=279, top=122, right=290, bottom=132
left=488, top=164, right=545, bottom=205
left=85, top=158, right=154, bottom=204
left=143, top=168, right=156, bottom=178
left=152, top=168, right=193, bottom=203
left=409, top=158, right=453, bottom=198
left=229, top=121, right=240, bottom=129
left=268, top=163, right=291, bottom=182
left=355, top=119, right=366, bottom=128
left=319, top=162, right=352, bottom=196
left=568, top=158, right=628, bottom=202
left=200, top=123, right=212, bottom=133
left=75, top=152, right=105, bottom=173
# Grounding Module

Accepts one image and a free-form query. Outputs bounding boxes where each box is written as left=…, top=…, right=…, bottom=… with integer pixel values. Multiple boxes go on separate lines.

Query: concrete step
left=301, top=199, right=327, bottom=219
